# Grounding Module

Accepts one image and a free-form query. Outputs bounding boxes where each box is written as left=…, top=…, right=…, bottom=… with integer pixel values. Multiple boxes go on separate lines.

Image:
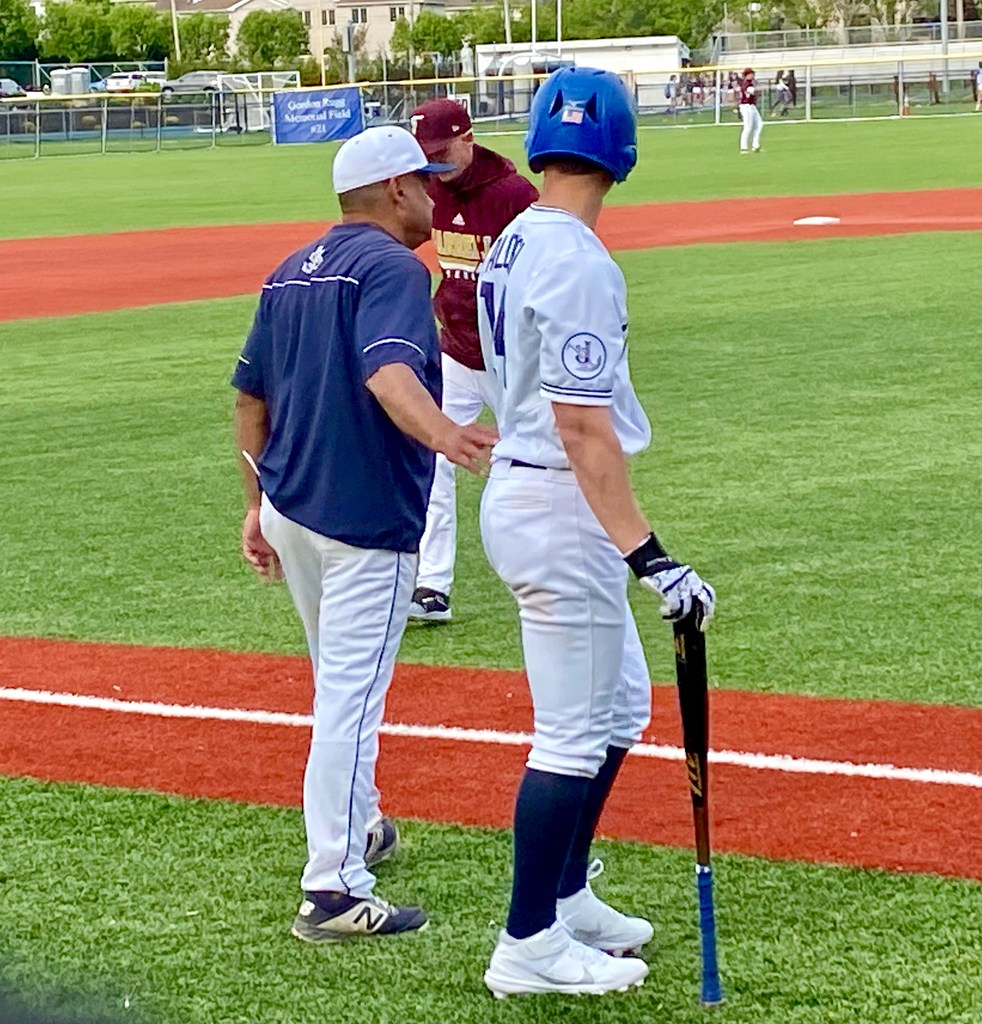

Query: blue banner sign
left=272, top=88, right=363, bottom=145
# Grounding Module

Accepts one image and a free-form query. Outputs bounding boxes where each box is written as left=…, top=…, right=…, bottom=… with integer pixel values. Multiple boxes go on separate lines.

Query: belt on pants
left=508, top=459, right=570, bottom=471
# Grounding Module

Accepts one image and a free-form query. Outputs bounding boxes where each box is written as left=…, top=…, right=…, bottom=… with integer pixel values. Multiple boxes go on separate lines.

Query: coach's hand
left=242, top=508, right=282, bottom=581
left=625, top=535, right=715, bottom=631
left=441, top=423, right=498, bottom=476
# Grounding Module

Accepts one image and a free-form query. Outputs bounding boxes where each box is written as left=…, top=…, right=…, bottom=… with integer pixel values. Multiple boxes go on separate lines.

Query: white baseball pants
left=739, top=103, right=763, bottom=150
left=416, top=353, right=499, bottom=595
left=259, top=495, right=416, bottom=897
left=480, top=461, right=652, bottom=778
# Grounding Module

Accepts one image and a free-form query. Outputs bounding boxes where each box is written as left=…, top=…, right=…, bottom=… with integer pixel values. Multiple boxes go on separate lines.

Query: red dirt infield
left=4, top=188, right=982, bottom=883
left=1, top=188, right=981, bottom=323
left=2, top=635, right=981, bottom=881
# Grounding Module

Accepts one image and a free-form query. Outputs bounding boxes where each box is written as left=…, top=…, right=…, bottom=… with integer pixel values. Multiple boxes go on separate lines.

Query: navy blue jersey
left=232, top=223, right=441, bottom=553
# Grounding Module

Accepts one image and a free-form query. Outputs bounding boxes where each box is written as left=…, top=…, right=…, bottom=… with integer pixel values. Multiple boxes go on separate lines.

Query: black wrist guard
left=624, top=533, right=671, bottom=579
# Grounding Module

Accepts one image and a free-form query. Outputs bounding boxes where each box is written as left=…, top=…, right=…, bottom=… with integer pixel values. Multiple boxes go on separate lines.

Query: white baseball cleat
left=557, top=883, right=654, bottom=957
left=484, top=921, right=648, bottom=998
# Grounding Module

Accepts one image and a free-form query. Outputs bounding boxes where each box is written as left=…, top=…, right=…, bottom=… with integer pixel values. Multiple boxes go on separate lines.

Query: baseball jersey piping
left=541, top=382, right=614, bottom=401
left=262, top=275, right=361, bottom=290
left=337, top=551, right=403, bottom=894
left=362, top=338, right=427, bottom=359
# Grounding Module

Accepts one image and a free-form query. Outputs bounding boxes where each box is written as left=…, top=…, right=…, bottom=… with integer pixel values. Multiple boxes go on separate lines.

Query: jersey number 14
left=480, top=281, right=507, bottom=384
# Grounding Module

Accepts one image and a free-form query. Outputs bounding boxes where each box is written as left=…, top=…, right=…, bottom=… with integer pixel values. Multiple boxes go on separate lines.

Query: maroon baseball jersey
left=428, top=145, right=538, bottom=370
left=739, top=77, right=757, bottom=105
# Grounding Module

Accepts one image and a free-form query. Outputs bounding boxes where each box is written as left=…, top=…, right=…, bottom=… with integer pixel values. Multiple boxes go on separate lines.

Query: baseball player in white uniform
left=477, top=67, right=716, bottom=998
left=738, top=67, right=763, bottom=152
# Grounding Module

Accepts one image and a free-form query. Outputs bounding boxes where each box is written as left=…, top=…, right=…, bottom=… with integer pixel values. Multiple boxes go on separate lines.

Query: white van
left=104, top=71, right=167, bottom=93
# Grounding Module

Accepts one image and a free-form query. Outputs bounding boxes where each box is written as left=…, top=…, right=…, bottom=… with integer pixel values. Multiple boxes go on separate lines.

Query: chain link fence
left=3, top=52, right=981, bottom=160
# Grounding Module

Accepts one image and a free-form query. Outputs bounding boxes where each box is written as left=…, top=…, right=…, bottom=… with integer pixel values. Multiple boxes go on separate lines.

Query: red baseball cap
left=409, top=99, right=473, bottom=158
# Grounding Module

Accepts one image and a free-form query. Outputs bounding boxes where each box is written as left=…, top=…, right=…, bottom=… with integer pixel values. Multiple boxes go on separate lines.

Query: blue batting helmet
left=525, top=67, right=637, bottom=183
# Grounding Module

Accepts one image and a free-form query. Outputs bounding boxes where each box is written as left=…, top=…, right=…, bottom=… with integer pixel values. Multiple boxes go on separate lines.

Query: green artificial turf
left=0, top=776, right=979, bottom=1024
left=2, top=232, right=982, bottom=705
left=1, top=115, right=979, bottom=239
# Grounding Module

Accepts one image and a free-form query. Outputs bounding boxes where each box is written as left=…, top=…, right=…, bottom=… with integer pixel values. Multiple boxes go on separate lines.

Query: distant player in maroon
left=407, top=99, right=538, bottom=623
left=738, top=68, right=763, bottom=153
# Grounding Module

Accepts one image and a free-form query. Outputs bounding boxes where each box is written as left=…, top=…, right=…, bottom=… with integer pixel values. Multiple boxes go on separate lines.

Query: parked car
left=160, top=71, right=222, bottom=97
left=0, top=78, right=26, bottom=98
left=103, top=71, right=167, bottom=93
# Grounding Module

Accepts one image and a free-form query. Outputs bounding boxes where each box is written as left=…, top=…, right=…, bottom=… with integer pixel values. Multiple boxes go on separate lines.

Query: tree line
left=0, top=0, right=309, bottom=73
left=1, top=0, right=947, bottom=82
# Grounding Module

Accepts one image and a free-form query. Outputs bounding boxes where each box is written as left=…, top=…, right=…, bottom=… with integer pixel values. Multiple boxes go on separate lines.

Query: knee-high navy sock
left=506, top=767, right=590, bottom=939
left=557, top=745, right=630, bottom=899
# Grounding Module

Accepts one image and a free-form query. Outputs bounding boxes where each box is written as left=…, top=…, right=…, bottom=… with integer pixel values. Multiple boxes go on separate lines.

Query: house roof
left=153, top=0, right=293, bottom=14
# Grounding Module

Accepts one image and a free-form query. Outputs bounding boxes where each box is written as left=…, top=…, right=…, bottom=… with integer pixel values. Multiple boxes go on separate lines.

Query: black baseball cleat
left=365, top=816, right=399, bottom=868
left=291, top=891, right=428, bottom=943
left=408, top=587, right=452, bottom=623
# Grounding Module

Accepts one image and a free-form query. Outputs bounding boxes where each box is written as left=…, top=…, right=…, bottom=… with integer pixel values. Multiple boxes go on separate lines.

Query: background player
left=738, top=67, right=763, bottom=152
left=405, top=99, right=538, bottom=624
left=476, top=67, right=716, bottom=998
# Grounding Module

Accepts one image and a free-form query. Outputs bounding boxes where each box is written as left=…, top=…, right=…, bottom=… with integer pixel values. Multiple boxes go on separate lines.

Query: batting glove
left=625, top=534, right=716, bottom=631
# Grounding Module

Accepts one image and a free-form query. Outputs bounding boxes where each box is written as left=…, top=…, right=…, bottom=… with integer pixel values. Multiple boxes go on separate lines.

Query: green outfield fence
left=3, top=51, right=981, bottom=160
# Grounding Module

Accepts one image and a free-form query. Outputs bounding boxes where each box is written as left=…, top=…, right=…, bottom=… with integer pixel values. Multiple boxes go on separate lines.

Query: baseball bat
left=673, top=614, right=724, bottom=1007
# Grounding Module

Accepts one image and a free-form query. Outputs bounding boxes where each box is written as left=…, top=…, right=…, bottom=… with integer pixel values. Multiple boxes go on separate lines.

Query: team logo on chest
left=301, top=245, right=325, bottom=275
left=561, top=332, right=607, bottom=380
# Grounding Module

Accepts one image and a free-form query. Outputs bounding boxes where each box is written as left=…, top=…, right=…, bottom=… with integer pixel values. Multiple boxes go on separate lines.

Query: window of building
left=351, top=6, right=368, bottom=22
left=328, top=8, right=335, bottom=23
left=302, top=9, right=311, bottom=24
left=389, top=5, right=405, bottom=20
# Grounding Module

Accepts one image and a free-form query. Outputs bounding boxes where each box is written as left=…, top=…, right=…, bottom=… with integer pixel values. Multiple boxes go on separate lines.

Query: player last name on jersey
left=486, top=232, right=526, bottom=271
left=432, top=229, right=495, bottom=264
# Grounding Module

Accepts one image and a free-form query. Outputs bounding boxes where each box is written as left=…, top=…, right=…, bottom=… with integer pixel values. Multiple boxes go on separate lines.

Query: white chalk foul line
left=2, top=686, right=980, bottom=791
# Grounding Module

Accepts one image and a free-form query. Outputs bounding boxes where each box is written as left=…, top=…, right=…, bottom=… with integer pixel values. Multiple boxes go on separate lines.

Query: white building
left=155, top=0, right=448, bottom=60
left=476, top=35, right=691, bottom=77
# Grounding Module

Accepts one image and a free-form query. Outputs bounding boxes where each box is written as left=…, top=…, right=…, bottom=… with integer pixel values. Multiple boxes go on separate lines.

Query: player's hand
left=637, top=559, right=715, bottom=631
left=440, top=423, right=498, bottom=476
left=242, top=508, right=282, bottom=581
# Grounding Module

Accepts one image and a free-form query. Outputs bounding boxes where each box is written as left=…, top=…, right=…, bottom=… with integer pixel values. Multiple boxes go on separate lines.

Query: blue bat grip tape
left=696, top=865, right=724, bottom=1005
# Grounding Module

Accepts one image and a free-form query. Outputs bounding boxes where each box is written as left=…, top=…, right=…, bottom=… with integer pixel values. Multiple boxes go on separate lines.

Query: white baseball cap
left=332, top=125, right=455, bottom=194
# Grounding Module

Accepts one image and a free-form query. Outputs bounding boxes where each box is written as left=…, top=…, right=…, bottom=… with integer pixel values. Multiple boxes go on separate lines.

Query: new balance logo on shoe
left=291, top=892, right=429, bottom=944
left=353, top=904, right=386, bottom=932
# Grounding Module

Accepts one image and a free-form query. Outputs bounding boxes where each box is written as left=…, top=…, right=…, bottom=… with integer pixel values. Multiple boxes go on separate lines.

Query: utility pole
left=408, top=0, right=415, bottom=81
left=940, top=0, right=949, bottom=94
left=503, top=0, right=512, bottom=45
left=170, top=0, right=182, bottom=62
left=316, top=0, right=326, bottom=84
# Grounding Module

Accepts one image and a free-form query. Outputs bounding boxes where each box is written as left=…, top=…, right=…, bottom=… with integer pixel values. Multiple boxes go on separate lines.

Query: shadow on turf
left=0, top=992, right=147, bottom=1024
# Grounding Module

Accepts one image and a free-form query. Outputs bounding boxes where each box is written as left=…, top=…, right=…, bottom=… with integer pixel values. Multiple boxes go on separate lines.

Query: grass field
left=2, top=119, right=982, bottom=1024
left=1, top=116, right=979, bottom=239
left=2, top=777, right=981, bottom=1024
left=4, top=234, right=982, bottom=704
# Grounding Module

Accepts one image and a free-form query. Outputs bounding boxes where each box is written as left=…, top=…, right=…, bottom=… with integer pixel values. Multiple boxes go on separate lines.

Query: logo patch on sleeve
left=561, top=333, right=607, bottom=380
